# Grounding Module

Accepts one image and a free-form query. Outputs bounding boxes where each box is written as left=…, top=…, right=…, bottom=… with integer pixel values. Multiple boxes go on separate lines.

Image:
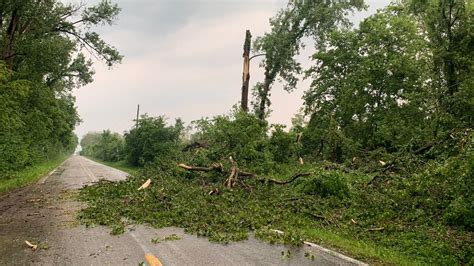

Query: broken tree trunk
left=241, top=30, right=251, bottom=112
left=224, top=156, right=238, bottom=188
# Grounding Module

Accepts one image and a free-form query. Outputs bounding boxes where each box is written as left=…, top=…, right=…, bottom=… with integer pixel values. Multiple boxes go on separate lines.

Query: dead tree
left=241, top=30, right=251, bottom=112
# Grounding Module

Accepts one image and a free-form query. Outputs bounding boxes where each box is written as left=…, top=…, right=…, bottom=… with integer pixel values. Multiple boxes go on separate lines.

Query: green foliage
left=0, top=64, right=79, bottom=173
left=191, top=111, right=272, bottom=172
left=80, top=130, right=125, bottom=162
left=0, top=0, right=121, bottom=178
left=253, top=0, right=366, bottom=119
left=124, top=115, right=183, bottom=166
left=296, top=171, right=351, bottom=198
left=268, top=124, right=298, bottom=163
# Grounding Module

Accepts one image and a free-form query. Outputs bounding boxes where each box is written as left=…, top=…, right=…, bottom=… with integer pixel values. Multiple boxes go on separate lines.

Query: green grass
left=83, top=156, right=140, bottom=176
left=0, top=154, right=70, bottom=194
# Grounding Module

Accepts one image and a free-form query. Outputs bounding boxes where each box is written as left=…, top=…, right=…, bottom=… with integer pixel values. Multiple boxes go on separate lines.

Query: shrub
left=296, top=170, right=351, bottom=198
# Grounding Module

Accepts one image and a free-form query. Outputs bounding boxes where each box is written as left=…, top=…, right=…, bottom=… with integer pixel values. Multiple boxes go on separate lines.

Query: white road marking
left=272, top=229, right=368, bottom=266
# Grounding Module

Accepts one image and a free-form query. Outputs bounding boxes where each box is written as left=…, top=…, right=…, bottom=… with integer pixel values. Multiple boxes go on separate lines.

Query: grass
left=0, top=154, right=70, bottom=194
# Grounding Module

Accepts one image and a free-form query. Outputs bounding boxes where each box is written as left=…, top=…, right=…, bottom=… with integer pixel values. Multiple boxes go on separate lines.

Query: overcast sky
left=73, top=0, right=391, bottom=138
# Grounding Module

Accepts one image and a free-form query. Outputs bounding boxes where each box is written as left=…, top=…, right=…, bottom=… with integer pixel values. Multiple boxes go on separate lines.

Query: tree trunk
left=257, top=76, right=271, bottom=120
left=241, top=30, right=251, bottom=112
left=3, top=9, right=20, bottom=69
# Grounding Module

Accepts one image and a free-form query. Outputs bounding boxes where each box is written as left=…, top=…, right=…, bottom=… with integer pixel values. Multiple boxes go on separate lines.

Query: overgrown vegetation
left=0, top=0, right=122, bottom=182
left=78, top=0, right=472, bottom=264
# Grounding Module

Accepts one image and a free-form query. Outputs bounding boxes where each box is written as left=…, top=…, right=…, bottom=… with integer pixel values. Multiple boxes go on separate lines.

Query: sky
left=73, top=0, right=391, bottom=138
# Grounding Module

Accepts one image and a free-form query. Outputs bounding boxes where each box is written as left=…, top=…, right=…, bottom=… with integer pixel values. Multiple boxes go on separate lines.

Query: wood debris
left=138, top=179, right=151, bottom=190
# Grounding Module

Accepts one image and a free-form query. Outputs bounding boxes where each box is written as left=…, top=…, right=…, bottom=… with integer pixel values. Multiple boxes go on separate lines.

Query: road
left=0, top=156, right=366, bottom=265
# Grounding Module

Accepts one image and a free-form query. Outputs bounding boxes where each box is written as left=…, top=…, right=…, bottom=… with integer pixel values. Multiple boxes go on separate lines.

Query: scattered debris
left=25, top=240, right=38, bottom=251
left=151, top=234, right=181, bottom=244
left=26, top=198, right=42, bottom=203
left=137, top=179, right=151, bottom=190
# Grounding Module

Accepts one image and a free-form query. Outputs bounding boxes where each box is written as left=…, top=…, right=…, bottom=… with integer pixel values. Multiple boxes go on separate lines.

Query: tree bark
left=241, top=30, right=251, bottom=112
left=3, top=9, right=20, bottom=68
left=257, top=76, right=271, bottom=120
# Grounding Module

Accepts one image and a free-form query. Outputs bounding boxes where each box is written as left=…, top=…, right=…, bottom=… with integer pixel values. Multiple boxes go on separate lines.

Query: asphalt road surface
left=0, top=156, right=367, bottom=265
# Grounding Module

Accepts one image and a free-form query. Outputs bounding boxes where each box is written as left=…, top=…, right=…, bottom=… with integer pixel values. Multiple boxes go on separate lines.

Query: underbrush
left=78, top=149, right=473, bottom=264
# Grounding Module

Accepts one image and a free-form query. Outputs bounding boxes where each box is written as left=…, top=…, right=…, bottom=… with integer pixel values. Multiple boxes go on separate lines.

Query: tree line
left=0, top=0, right=122, bottom=175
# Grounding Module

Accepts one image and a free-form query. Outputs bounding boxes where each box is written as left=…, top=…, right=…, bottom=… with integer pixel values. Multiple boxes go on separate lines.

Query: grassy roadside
left=0, top=154, right=70, bottom=194
left=83, top=156, right=140, bottom=176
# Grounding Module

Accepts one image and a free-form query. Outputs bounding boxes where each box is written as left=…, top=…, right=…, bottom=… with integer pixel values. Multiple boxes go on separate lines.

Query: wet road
left=0, top=156, right=366, bottom=265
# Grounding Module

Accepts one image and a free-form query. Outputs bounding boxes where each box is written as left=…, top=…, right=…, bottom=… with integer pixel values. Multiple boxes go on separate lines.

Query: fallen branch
left=178, top=160, right=313, bottom=188
left=25, top=240, right=38, bottom=251
left=258, top=172, right=313, bottom=185
left=178, top=163, right=223, bottom=172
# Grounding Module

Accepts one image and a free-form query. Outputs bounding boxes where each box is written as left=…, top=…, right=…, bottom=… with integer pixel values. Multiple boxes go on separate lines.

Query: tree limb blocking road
left=0, top=156, right=366, bottom=265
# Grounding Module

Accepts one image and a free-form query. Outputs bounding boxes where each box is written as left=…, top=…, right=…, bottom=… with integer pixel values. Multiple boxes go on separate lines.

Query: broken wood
left=25, top=240, right=38, bottom=251
left=224, top=156, right=238, bottom=188
left=138, top=179, right=151, bottom=190
left=178, top=163, right=223, bottom=172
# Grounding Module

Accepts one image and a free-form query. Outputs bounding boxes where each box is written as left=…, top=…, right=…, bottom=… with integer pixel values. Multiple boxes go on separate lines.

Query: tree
left=302, top=5, right=434, bottom=159
left=253, top=0, right=365, bottom=120
left=0, top=0, right=122, bottom=78
left=124, top=115, right=183, bottom=166
left=0, top=0, right=122, bottom=175
left=406, top=0, right=473, bottom=131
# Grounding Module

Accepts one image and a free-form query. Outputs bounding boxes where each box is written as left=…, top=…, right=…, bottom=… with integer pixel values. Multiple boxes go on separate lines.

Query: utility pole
left=135, top=104, right=140, bottom=128
left=241, top=30, right=251, bottom=112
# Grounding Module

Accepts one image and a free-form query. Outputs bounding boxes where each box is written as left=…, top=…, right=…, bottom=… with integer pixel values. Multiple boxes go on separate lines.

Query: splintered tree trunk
left=241, top=30, right=251, bottom=112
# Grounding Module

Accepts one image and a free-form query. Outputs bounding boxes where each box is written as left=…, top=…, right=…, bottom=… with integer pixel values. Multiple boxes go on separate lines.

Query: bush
left=296, top=170, right=351, bottom=198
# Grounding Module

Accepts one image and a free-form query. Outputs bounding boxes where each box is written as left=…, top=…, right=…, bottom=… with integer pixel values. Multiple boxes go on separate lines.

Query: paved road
left=0, top=156, right=366, bottom=265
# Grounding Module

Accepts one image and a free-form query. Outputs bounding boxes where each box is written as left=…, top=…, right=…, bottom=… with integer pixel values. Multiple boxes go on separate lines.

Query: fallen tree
left=178, top=156, right=313, bottom=188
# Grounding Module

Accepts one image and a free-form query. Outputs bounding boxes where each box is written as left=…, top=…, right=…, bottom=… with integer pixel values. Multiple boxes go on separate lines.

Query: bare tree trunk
left=241, top=30, right=251, bottom=112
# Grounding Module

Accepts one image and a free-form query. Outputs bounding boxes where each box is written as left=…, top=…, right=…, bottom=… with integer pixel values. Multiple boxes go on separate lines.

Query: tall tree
left=405, top=0, right=473, bottom=130
left=303, top=5, right=433, bottom=158
left=253, top=0, right=365, bottom=120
